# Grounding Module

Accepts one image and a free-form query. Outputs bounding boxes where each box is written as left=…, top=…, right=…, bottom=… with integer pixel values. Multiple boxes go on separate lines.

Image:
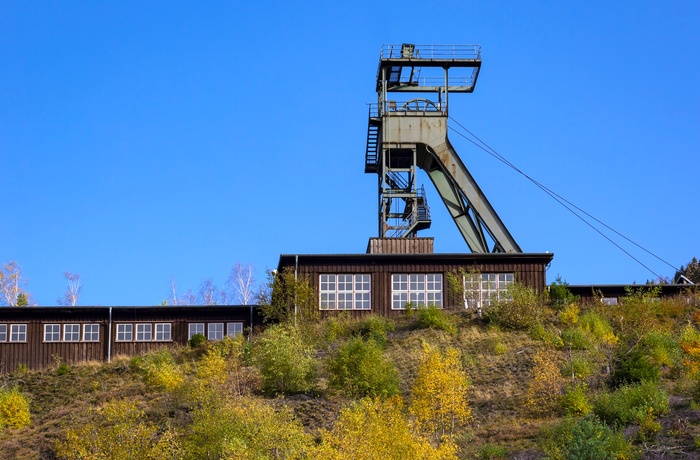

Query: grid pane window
left=208, top=323, right=224, bottom=340
left=64, top=324, right=80, bottom=342
left=189, top=323, right=205, bottom=339
left=155, top=323, right=171, bottom=341
left=227, top=322, right=243, bottom=337
left=83, top=324, right=100, bottom=342
left=0, top=324, right=6, bottom=342
left=392, top=274, right=442, bottom=309
left=136, top=324, right=152, bottom=341
left=116, top=324, right=133, bottom=342
left=10, top=324, right=27, bottom=342
left=319, top=274, right=371, bottom=310
left=462, top=273, right=514, bottom=310
left=45, top=324, right=61, bottom=342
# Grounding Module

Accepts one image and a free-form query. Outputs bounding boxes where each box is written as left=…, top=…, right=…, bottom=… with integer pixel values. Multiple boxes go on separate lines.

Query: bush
left=255, top=324, right=316, bottom=395
left=0, top=387, right=31, bottom=429
left=593, top=380, right=668, bottom=428
left=416, top=306, right=457, bottom=334
left=539, top=414, right=634, bottom=460
left=357, top=315, right=395, bottom=346
left=610, top=332, right=679, bottom=387
left=529, top=323, right=564, bottom=348
left=479, top=443, right=507, bottom=459
left=139, top=349, right=184, bottom=393
left=525, top=351, right=564, bottom=416
left=188, top=333, right=206, bottom=348
left=326, top=337, right=399, bottom=398
left=561, top=383, right=592, bottom=416
left=485, top=283, right=548, bottom=330
left=561, top=328, right=592, bottom=350
left=558, top=303, right=580, bottom=326
left=562, top=356, right=594, bottom=380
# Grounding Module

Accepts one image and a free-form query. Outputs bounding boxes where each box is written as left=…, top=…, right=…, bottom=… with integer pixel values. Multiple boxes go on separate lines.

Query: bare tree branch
left=1, top=261, right=27, bottom=306
left=198, top=278, right=218, bottom=305
left=228, top=263, right=256, bottom=305
left=58, top=271, right=82, bottom=306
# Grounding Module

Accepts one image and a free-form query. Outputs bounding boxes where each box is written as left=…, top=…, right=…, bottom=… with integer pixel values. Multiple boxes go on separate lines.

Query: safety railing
left=380, top=44, right=482, bottom=61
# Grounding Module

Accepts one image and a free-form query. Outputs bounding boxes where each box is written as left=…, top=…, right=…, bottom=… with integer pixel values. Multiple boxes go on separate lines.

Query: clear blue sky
left=2, top=1, right=698, bottom=305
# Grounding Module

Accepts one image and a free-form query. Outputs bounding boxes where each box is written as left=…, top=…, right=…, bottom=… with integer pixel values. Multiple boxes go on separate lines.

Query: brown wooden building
left=0, top=305, right=261, bottom=373
left=277, top=238, right=554, bottom=317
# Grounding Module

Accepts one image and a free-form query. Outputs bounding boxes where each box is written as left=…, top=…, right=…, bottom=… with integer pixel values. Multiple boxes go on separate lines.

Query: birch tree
left=58, top=271, right=82, bottom=306
left=228, top=263, right=256, bottom=305
left=0, top=261, right=28, bottom=306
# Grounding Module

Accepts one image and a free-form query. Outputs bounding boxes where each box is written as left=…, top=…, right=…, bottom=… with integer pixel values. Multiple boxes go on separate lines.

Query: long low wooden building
left=0, top=305, right=261, bottom=373
left=277, top=238, right=554, bottom=317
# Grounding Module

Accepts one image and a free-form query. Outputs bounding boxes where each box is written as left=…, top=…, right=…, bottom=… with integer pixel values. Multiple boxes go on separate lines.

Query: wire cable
left=447, top=116, right=679, bottom=280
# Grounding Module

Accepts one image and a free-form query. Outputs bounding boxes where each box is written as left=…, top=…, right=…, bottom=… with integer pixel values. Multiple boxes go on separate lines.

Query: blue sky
left=2, top=1, right=698, bottom=305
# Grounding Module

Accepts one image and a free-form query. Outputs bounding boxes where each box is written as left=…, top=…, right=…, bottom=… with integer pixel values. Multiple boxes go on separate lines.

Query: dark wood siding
left=0, top=306, right=262, bottom=373
left=280, top=253, right=553, bottom=318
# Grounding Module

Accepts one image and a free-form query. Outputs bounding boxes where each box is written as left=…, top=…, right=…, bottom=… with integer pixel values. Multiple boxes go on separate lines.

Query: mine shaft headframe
left=376, top=43, right=482, bottom=94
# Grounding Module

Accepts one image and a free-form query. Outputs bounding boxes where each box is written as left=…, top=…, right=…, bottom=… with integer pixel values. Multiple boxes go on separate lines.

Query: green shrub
left=485, top=283, right=548, bottom=330
left=137, top=349, right=184, bottom=393
left=561, top=328, right=591, bottom=350
left=357, top=315, right=395, bottom=346
left=593, top=380, right=668, bottom=428
left=415, top=306, right=457, bottom=334
left=479, top=443, right=507, bottom=459
left=561, top=356, right=594, bottom=380
left=549, top=276, right=578, bottom=309
left=56, top=362, right=70, bottom=376
left=539, top=414, right=634, bottom=460
left=561, top=383, right=592, bottom=416
left=610, top=332, right=679, bottom=387
left=255, top=324, right=316, bottom=395
left=529, top=323, right=564, bottom=347
left=188, top=333, right=206, bottom=348
left=326, top=337, right=399, bottom=398
left=0, top=387, right=31, bottom=429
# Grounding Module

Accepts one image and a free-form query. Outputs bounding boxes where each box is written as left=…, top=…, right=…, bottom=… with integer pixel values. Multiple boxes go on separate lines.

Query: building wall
left=0, top=306, right=261, bottom=373
left=278, top=253, right=553, bottom=318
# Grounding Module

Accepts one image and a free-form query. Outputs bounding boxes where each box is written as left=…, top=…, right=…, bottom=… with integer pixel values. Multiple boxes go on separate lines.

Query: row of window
left=0, top=324, right=26, bottom=342
left=319, top=272, right=514, bottom=310
left=0, top=322, right=244, bottom=343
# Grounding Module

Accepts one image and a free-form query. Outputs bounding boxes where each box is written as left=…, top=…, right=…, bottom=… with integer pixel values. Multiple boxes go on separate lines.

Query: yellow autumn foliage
left=409, top=344, right=471, bottom=441
left=315, top=396, right=457, bottom=460
left=0, top=386, right=31, bottom=429
left=55, top=399, right=181, bottom=460
left=525, top=351, right=564, bottom=416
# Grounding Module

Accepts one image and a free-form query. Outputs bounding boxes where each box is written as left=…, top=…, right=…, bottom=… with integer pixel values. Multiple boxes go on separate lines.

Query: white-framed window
left=155, top=323, right=171, bottom=341
left=463, top=273, right=514, bottom=310
left=0, top=324, right=6, bottom=342
left=601, top=297, right=618, bottom=306
left=44, top=324, right=61, bottom=342
left=188, top=323, right=205, bottom=339
left=319, top=274, right=371, bottom=310
left=10, top=324, right=27, bottom=342
left=227, top=322, right=243, bottom=337
left=208, top=323, right=224, bottom=340
left=83, top=324, right=100, bottom=342
left=116, top=324, right=133, bottom=342
left=136, top=324, right=152, bottom=341
left=64, top=324, right=80, bottom=342
left=392, top=274, right=443, bottom=309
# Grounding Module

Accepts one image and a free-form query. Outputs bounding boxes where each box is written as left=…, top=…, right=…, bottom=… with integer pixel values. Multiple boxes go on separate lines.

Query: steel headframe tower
left=364, top=44, right=521, bottom=253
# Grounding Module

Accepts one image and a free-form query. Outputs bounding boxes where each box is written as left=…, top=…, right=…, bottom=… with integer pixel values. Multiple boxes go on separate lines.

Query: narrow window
left=0, top=324, right=6, bottom=342
left=227, top=322, right=243, bottom=338
left=208, top=323, right=224, bottom=340
left=116, top=324, right=133, bottom=342
left=44, top=324, right=61, bottom=342
left=155, top=323, right=171, bottom=341
left=64, top=324, right=80, bottom=342
left=10, top=324, right=27, bottom=342
left=188, top=323, right=205, bottom=340
left=136, top=324, right=152, bottom=341
left=83, top=324, right=100, bottom=342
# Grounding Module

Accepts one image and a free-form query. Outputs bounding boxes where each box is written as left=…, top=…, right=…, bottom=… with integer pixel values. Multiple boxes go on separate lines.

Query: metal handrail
left=381, top=44, right=482, bottom=60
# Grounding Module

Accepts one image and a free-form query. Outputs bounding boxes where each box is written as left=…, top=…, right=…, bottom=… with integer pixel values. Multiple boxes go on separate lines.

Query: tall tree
left=0, top=261, right=28, bottom=306
left=228, top=263, right=256, bottom=305
left=198, top=278, right=218, bottom=305
left=58, top=271, right=82, bottom=306
left=676, top=257, right=700, bottom=284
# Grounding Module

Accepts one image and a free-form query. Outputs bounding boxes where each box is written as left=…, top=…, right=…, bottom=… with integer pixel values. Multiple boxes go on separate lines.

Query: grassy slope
left=2, top=301, right=700, bottom=459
